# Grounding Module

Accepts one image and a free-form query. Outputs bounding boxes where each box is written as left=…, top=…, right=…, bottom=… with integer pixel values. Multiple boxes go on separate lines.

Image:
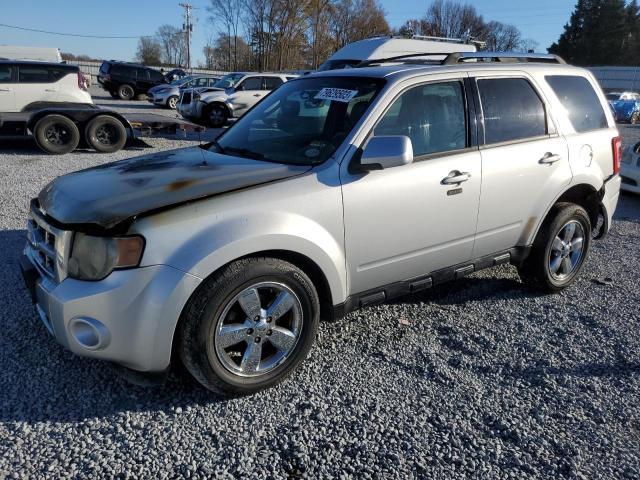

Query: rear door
left=471, top=73, right=571, bottom=258
left=0, top=64, right=16, bottom=112
left=14, top=64, right=61, bottom=110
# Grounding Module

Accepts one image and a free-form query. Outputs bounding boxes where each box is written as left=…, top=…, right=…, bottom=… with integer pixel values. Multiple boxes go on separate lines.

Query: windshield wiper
left=223, top=146, right=267, bottom=161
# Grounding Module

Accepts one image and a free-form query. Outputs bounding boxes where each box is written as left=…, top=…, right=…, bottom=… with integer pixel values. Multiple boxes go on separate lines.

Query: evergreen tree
left=549, top=0, right=629, bottom=65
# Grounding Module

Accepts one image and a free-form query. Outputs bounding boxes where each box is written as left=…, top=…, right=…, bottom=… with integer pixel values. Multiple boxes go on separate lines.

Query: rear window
left=99, top=62, right=110, bottom=74
left=0, top=65, right=12, bottom=83
left=477, top=78, right=547, bottom=144
left=546, top=75, right=608, bottom=132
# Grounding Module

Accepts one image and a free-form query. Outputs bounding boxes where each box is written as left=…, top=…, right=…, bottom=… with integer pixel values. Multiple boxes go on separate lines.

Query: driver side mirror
left=356, top=136, right=414, bottom=171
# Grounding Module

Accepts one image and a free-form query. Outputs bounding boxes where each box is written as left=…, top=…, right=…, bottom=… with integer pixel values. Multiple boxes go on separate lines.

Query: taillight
left=77, top=71, right=88, bottom=91
left=612, top=136, right=622, bottom=175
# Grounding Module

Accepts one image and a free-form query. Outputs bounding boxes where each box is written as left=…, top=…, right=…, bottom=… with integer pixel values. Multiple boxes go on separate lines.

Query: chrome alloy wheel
left=214, top=282, right=303, bottom=377
left=549, top=220, right=585, bottom=280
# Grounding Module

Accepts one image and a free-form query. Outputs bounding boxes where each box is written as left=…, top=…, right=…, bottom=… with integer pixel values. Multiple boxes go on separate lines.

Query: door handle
left=539, top=152, right=561, bottom=164
left=253, top=93, right=262, bottom=97
left=441, top=170, right=471, bottom=185
left=45, top=88, right=58, bottom=92
left=0, top=88, right=11, bottom=92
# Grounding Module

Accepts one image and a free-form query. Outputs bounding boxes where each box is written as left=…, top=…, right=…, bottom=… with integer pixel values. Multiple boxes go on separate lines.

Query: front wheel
left=205, top=104, right=228, bottom=128
left=167, top=95, right=178, bottom=109
left=518, top=203, right=592, bottom=293
left=178, top=257, right=320, bottom=395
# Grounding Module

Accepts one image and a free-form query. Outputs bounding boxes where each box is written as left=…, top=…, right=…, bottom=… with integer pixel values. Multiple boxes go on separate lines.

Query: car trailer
left=0, top=104, right=205, bottom=154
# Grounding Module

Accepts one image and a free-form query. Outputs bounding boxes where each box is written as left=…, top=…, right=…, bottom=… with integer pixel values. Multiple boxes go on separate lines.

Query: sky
left=0, top=0, right=577, bottom=65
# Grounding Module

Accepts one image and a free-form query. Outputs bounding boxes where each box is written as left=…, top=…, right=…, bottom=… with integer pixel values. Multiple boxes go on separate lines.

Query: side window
left=112, top=65, right=136, bottom=78
left=138, top=68, right=150, bottom=80
left=148, top=70, right=164, bottom=82
left=0, top=65, right=13, bottom=83
left=263, top=77, right=283, bottom=90
left=195, top=78, right=208, bottom=87
left=208, top=78, right=218, bottom=87
left=48, top=68, right=69, bottom=82
left=545, top=75, right=608, bottom=133
left=477, top=78, right=547, bottom=144
left=373, top=81, right=467, bottom=157
left=18, top=66, right=51, bottom=83
left=238, top=77, right=263, bottom=91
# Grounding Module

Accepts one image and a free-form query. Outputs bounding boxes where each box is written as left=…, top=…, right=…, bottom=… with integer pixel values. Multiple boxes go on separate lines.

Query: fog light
left=69, top=317, right=111, bottom=350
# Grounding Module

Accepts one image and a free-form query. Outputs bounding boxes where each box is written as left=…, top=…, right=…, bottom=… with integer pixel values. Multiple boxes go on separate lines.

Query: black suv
left=97, top=61, right=182, bottom=100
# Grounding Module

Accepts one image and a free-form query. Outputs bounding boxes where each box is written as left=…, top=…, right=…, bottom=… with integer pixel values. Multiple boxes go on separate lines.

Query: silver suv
left=177, top=72, right=296, bottom=127
left=20, top=53, right=622, bottom=395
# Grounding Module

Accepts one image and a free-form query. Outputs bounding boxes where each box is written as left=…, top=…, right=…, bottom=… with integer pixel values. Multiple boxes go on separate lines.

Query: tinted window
left=148, top=69, right=164, bottom=82
left=19, top=66, right=51, bottom=83
left=194, top=77, right=208, bottom=87
left=137, top=68, right=150, bottom=80
left=546, top=75, right=608, bottom=132
left=0, top=65, right=12, bottom=83
left=99, top=62, right=110, bottom=74
left=374, top=81, right=467, bottom=157
left=264, top=77, right=283, bottom=90
left=207, top=78, right=218, bottom=86
left=239, top=77, right=262, bottom=91
left=477, top=78, right=547, bottom=144
left=111, top=65, right=136, bottom=77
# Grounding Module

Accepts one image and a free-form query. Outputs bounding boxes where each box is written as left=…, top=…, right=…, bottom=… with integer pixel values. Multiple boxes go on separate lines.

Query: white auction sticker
left=314, top=88, right=358, bottom=103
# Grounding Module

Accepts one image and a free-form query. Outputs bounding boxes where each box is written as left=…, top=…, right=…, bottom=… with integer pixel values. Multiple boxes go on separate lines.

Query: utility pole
left=179, top=2, right=193, bottom=71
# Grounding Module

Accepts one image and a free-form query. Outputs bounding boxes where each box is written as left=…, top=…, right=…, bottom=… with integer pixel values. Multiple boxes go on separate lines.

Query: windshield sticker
left=314, top=88, right=358, bottom=103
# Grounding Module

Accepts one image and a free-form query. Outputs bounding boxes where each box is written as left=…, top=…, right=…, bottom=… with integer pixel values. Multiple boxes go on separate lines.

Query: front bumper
left=148, top=91, right=173, bottom=106
left=20, top=252, right=201, bottom=372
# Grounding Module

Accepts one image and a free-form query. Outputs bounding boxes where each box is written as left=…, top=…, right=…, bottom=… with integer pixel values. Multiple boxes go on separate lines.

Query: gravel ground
left=0, top=101, right=639, bottom=478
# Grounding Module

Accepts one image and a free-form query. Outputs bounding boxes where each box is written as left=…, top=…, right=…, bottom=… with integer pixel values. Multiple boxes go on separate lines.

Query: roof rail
left=356, top=52, right=450, bottom=68
left=442, top=52, right=566, bottom=65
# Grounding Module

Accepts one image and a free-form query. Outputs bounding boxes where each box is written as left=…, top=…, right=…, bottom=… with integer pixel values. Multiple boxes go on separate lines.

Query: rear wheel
left=205, top=104, right=228, bottom=128
left=178, top=257, right=320, bottom=395
left=167, top=96, right=179, bottom=109
left=117, top=84, right=135, bottom=100
left=33, top=115, right=80, bottom=154
left=518, top=203, right=592, bottom=293
left=85, top=115, right=127, bottom=153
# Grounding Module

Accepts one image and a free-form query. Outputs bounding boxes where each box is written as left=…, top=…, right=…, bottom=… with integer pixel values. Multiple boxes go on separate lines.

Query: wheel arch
left=525, top=182, right=602, bottom=247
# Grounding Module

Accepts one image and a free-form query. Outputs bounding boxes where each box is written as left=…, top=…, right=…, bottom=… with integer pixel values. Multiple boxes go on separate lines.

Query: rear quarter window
left=545, top=75, right=608, bottom=132
left=19, top=66, right=52, bottom=83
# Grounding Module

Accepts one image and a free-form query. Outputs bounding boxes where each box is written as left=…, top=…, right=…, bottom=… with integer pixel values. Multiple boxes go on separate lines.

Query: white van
left=318, top=36, right=478, bottom=71
left=0, top=46, right=63, bottom=63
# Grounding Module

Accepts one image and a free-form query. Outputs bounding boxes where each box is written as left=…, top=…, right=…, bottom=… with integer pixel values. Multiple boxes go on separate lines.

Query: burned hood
left=38, top=146, right=311, bottom=230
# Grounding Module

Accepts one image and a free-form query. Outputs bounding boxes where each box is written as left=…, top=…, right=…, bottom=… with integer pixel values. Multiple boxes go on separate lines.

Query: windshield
left=213, top=73, right=245, bottom=89
left=213, top=76, right=384, bottom=166
left=317, top=59, right=361, bottom=71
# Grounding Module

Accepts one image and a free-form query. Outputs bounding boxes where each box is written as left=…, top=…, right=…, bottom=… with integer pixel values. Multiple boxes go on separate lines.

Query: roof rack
left=442, top=52, right=566, bottom=64
left=369, top=34, right=485, bottom=48
left=356, top=51, right=566, bottom=68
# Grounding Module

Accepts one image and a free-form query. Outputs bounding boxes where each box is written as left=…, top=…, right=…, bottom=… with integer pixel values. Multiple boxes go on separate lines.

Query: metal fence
left=589, top=66, right=640, bottom=92
left=66, top=60, right=228, bottom=85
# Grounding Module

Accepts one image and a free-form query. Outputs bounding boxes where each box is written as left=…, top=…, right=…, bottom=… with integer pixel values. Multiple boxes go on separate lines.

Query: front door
left=229, top=76, right=269, bottom=116
left=341, top=78, right=482, bottom=294
left=470, top=74, right=571, bottom=258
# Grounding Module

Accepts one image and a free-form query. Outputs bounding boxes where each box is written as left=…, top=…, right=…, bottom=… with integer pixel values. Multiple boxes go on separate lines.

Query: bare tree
left=484, top=21, right=521, bottom=51
left=156, top=24, right=187, bottom=66
left=207, top=0, right=244, bottom=70
left=136, top=36, right=162, bottom=65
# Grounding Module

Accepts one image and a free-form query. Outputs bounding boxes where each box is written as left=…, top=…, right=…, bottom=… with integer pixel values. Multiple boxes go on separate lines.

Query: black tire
left=177, top=257, right=320, bottom=395
left=85, top=115, right=128, bottom=153
left=108, top=90, right=119, bottom=99
left=166, top=95, right=179, bottom=109
left=518, top=203, right=592, bottom=293
left=117, top=84, right=135, bottom=100
left=632, top=112, right=640, bottom=125
left=204, top=103, right=228, bottom=128
left=33, top=115, right=80, bottom=154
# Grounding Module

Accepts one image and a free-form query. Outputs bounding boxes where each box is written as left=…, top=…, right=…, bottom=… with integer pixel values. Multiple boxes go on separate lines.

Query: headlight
left=67, top=234, right=145, bottom=281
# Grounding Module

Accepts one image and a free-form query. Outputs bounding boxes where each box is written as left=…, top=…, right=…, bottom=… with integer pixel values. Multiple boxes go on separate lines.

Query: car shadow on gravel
left=0, top=229, right=228, bottom=425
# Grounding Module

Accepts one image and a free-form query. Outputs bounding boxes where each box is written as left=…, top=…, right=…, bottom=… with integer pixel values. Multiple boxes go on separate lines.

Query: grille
left=181, top=91, right=192, bottom=105
left=26, top=204, right=73, bottom=283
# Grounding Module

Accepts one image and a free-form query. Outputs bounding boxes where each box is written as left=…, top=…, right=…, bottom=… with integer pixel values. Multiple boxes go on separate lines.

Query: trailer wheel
left=85, top=115, right=128, bottom=153
left=33, top=115, right=80, bottom=154
left=117, top=84, right=135, bottom=100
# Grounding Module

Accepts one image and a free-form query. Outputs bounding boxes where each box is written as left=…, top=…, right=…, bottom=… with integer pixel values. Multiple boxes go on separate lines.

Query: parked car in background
left=608, top=96, right=640, bottom=124
left=317, top=35, right=479, bottom=71
left=0, top=45, right=62, bottom=63
left=147, top=74, right=220, bottom=109
left=0, top=60, right=91, bottom=112
left=97, top=61, right=181, bottom=100
left=178, top=72, right=296, bottom=127
left=605, top=91, right=640, bottom=102
left=621, top=141, right=640, bottom=193
left=20, top=52, right=621, bottom=395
